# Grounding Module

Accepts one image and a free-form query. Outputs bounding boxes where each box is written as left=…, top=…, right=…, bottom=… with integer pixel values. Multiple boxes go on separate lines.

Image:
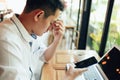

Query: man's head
left=19, top=0, right=66, bottom=36
left=23, top=0, right=65, bottom=18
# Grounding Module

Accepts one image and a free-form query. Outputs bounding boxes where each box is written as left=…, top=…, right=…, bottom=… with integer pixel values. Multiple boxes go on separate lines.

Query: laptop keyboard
left=83, top=65, right=103, bottom=80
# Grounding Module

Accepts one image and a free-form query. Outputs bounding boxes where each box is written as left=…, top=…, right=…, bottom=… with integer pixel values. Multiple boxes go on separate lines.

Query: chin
left=38, top=34, right=43, bottom=36
left=36, top=33, right=42, bottom=36
left=38, top=32, right=46, bottom=36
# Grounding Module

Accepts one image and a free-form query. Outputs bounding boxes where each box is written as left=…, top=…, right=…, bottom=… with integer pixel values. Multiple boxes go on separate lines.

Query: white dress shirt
left=0, top=14, right=47, bottom=80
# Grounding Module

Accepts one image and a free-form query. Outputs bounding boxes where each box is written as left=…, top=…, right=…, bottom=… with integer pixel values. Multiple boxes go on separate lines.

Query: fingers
left=65, top=63, right=88, bottom=79
left=53, top=19, right=64, bottom=28
left=66, top=63, right=75, bottom=71
left=53, top=20, right=64, bottom=31
left=76, top=68, right=88, bottom=75
left=50, top=20, right=65, bottom=33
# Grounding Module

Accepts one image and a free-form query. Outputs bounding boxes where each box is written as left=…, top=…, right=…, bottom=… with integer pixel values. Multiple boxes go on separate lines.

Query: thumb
left=76, top=68, right=88, bottom=75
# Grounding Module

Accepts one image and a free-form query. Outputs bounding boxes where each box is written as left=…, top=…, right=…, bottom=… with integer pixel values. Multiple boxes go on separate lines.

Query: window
left=87, top=0, right=108, bottom=52
left=105, top=0, right=120, bottom=52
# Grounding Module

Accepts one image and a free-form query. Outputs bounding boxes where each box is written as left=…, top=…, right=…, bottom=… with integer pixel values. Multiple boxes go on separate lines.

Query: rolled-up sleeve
left=31, top=36, right=48, bottom=62
left=33, top=40, right=47, bottom=62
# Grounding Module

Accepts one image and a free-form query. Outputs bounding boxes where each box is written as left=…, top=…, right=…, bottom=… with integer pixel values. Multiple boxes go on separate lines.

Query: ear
left=34, top=10, right=44, bottom=22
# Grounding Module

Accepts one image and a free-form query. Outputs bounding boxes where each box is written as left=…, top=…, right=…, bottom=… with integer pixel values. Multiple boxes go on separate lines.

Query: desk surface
left=41, top=50, right=100, bottom=80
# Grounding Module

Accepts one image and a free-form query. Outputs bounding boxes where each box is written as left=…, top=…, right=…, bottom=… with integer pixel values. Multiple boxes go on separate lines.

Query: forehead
left=48, top=9, right=61, bottom=21
left=54, top=9, right=61, bottom=19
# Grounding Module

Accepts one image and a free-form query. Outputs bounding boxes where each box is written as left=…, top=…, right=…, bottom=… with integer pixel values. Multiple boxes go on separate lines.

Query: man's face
left=33, top=9, right=61, bottom=36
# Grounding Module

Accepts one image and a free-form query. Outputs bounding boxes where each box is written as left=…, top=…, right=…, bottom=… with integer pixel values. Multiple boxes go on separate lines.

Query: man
left=0, top=0, right=87, bottom=80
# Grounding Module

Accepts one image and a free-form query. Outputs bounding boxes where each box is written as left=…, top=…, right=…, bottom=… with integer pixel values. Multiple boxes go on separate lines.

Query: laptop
left=75, top=46, right=120, bottom=80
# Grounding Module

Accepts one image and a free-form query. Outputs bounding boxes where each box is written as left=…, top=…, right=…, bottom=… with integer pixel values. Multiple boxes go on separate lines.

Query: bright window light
left=5, top=0, right=26, bottom=14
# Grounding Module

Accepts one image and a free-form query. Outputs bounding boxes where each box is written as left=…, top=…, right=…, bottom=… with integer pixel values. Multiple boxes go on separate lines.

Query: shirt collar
left=11, top=14, right=36, bottom=42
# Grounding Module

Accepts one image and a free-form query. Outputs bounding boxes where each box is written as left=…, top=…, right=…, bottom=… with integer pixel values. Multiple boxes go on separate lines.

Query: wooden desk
left=41, top=50, right=100, bottom=80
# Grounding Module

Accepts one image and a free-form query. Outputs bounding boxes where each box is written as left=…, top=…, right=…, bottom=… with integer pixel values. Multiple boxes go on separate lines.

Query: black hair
left=23, top=0, right=65, bottom=18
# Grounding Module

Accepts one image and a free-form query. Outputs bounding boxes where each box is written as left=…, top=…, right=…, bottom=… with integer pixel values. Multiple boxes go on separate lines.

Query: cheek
left=42, top=24, right=49, bottom=32
left=43, top=18, right=51, bottom=32
left=44, top=22, right=51, bottom=30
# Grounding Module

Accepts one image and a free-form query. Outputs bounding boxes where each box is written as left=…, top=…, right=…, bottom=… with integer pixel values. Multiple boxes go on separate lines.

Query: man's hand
left=51, top=20, right=65, bottom=41
left=43, top=20, right=65, bottom=62
left=65, top=64, right=88, bottom=80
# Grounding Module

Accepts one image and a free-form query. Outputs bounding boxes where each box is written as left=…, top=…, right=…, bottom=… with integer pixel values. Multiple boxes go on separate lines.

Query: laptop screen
left=98, top=46, right=120, bottom=79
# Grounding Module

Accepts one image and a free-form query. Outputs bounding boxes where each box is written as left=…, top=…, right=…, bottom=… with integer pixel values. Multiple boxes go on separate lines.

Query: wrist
left=53, top=36, right=62, bottom=43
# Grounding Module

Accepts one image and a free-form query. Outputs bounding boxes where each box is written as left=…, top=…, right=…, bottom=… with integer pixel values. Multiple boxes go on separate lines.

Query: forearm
left=44, top=38, right=62, bottom=62
left=44, top=19, right=65, bottom=62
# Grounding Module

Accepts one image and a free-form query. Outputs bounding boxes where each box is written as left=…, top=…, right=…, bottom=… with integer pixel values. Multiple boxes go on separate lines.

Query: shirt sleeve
left=0, top=39, right=30, bottom=80
left=39, top=40, right=48, bottom=62
left=33, top=37, right=47, bottom=62
left=39, top=47, right=47, bottom=62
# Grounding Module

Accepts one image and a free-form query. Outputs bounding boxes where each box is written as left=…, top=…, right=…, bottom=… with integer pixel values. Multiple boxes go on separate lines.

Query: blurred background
left=0, top=0, right=120, bottom=57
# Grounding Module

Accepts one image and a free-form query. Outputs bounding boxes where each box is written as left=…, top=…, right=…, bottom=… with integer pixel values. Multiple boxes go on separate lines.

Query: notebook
left=75, top=46, right=120, bottom=80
